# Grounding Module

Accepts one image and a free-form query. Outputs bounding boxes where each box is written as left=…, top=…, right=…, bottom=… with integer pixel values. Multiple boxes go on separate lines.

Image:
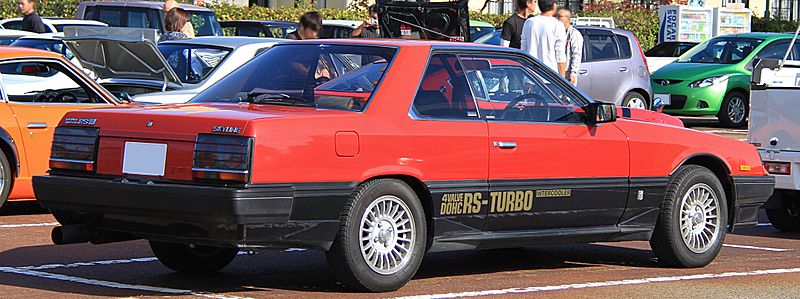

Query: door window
left=89, top=8, right=123, bottom=27
left=237, top=24, right=266, bottom=37
left=645, top=43, right=675, bottom=57
left=0, top=61, right=103, bottom=104
left=459, top=54, right=585, bottom=123
left=587, top=33, right=621, bottom=61
left=412, top=54, right=479, bottom=119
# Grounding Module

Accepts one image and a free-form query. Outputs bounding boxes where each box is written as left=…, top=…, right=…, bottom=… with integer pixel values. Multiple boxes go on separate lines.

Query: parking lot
left=0, top=119, right=795, bottom=299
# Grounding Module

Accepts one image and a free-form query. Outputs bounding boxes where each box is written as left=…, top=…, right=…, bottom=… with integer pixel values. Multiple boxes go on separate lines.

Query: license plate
left=122, top=142, right=167, bottom=176
left=654, top=93, right=671, bottom=105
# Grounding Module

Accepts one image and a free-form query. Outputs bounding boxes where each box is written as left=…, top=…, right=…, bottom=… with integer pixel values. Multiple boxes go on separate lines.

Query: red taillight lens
left=192, top=134, right=252, bottom=183
left=764, top=161, right=791, bottom=175
left=49, top=127, right=99, bottom=172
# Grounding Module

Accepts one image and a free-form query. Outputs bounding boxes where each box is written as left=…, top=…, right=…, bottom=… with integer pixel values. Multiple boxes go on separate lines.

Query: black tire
left=326, top=179, right=427, bottom=292
left=149, top=241, right=238, bottom=273
left=717, top=91, right=748, bottom=128
left=766, top=207, right=800, bottom=232
left=0, top=150, right=11, bottom=209
left=622, top=91, right=649, bottom=110
left=650, top=165, right=728, bottom=268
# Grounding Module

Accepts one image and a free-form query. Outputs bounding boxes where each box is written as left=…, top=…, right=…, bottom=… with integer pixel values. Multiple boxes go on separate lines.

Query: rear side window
left=2, top=20, right=23, bottom=31
left=616, top=34, right=632, bottom=59
left=191, top=44, right=396, bottom=112
left=587, top=33, right=620, bottom=61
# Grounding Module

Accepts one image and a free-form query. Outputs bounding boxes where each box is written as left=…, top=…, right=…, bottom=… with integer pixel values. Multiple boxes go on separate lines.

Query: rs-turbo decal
left=438, top=189, right=572, bottom=216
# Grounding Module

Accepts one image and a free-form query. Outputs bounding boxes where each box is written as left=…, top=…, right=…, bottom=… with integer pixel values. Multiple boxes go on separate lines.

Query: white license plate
left=122, top=142, right=167, bottom=176
left=654, top=93, right=671, bottom=105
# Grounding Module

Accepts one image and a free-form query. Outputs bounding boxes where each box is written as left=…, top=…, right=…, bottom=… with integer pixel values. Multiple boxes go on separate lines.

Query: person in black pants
left=17, top=0, right=47, bottom=33
left=501, top=0, right=536, bottom=49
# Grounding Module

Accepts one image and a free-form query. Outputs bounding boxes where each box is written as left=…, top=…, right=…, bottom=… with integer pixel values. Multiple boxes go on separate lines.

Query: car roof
left=15, top=33, right=65, bottom=41
left=721, top=32, right=793, bottom=39
left=220, top=20, right=297, bottom=26
left=322, top=20, right=361, bottom=28
left=78, top=1, right=212, bottom=12
left=574, top=26, right=631, bottom=35
left=0, top=29, right=35, bottom=37
left=159, top=36, right=282, bottom=48
left=283, top=38, right=520, bottom=53
left=0, top=45, right=65, bottom=60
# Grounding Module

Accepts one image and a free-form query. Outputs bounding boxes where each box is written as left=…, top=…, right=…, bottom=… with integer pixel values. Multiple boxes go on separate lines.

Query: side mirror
left=585, top=102, right=617, bottom=125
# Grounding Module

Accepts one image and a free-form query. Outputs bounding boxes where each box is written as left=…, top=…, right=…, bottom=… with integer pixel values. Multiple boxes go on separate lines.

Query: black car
left=220, top=20, right=297, bottom=38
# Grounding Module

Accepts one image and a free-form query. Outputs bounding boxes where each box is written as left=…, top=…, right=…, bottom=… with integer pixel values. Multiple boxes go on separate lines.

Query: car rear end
left=750, top=58, right=800, bottom=228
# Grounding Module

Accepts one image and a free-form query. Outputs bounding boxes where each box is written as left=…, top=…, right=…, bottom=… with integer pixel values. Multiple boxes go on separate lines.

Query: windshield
left=189, top=11, right=223, bottom=36
left=10, top=39, right=73, bottom=59
left=191, top=44, right=397, bottom=111
left=158, top=44, right=231, bottom=84
left=677, top=38, right=763, bottom=64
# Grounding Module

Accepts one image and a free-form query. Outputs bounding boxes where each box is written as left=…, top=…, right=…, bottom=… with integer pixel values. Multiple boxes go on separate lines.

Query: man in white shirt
left=520, top=0, right=567, bottom=77
left=557, top=7, right=583, bottom=85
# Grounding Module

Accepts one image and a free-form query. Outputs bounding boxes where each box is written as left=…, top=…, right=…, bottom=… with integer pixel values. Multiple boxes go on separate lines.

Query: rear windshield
left=189, top=11, right=223, bottom=36
left=191, top=44, right=397, bottom=112
left=157, top=44, right=231, bottom=84
left=10, top=39, right=73, bottom=59
left=677, top=38, right=763, bottom=64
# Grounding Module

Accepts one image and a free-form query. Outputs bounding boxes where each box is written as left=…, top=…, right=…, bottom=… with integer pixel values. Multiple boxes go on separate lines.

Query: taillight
left=192, top=134, right=252, bottom=183
left=633, top=36, right=649, bottom=73
left=764, top=161, right=791, bottom=175
left=49, top=127, right=99, bottom=171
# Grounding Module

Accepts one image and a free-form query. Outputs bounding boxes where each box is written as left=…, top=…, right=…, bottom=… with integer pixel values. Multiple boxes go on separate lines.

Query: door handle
left=619, top=67, right=628, bottom=72
left=578, top=70, right=588, bottom=75
left=27, top=122, right=48, bottom=129
left=493, top=141, right=517, bottom=149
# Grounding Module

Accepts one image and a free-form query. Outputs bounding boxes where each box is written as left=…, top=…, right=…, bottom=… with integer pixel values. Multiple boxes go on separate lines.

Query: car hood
left=652, top=62, right=739, bottom=80
left=63, top=36, right=182, bottom=88
left=617, top=107, right=683, bottom=127
left=378, top=0, right=470, bottom=42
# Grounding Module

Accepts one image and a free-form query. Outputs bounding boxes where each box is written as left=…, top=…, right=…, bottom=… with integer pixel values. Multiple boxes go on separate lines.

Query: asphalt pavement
left=1, top=117, right=795, bottom=299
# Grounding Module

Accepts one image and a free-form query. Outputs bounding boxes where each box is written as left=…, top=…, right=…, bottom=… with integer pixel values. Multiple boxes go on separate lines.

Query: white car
left=64, top=36, right=280, bottom=104
left=0, top=29, right=34, bottom=45
left=321, top=20, right=361, bottom=38
left=0, top=17, right=106, bottom=33
left=644, top=41, right=698, bottom=73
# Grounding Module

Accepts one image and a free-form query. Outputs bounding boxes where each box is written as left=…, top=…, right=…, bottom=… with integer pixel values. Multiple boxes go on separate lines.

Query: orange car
left=0, top=46, right=122, bottom=207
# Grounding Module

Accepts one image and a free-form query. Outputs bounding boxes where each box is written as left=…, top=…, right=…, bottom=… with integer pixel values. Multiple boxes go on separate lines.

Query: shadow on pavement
left=0, top=242, right=657, bottom=296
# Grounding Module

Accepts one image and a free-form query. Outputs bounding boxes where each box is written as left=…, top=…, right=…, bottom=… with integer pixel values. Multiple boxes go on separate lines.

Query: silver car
left=574, top=26, right=652, bottom=109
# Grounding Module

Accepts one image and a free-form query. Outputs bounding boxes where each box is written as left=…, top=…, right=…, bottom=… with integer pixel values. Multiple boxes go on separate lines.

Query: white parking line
left=394, top=268, right=800, bottom=299
left=757, top=223, right=773, bottom=227
left=0, top=266, right=252, bottom=299
left=0, top=222, right=58, bottom=228
left=723, top=244, right=791, bottom=252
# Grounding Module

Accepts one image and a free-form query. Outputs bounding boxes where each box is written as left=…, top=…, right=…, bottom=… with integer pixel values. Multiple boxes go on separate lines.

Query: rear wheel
left=650, top=165, right=728, bottom=267
left=766, top=206, right=800, bottom=232
left=622, top=91, right=649, bottom=110
left=327, top=179, right=426, bottom=292
left=0, top=151, right=11, bottom=209
left=149, top=241, right=238, bottom=273
left=717, top=91, right=748, bottom=128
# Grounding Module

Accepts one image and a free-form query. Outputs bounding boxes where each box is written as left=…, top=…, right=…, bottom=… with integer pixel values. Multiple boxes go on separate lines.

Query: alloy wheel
left=359, top=195, right=416, bottom=275
left=679, top=183, right=721, bottom=254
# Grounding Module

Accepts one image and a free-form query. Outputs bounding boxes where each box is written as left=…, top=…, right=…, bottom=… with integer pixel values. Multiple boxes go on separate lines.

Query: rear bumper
left=33, top=175, right=356, bottom=250
left=731, top=175, right=775, bottom=227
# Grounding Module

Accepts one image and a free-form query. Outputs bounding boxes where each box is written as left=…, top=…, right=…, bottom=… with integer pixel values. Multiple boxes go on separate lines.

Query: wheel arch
left=674, top=153, right=736, bottom=230
left=727, top=87, right=749, bottom=99
left=360, top=174, right=434, bottom=251
left=0, top=126, right=19, bottom=178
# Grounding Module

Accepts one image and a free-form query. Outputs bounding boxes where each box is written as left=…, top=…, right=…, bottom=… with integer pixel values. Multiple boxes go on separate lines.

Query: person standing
left=164, top=0, right=195, bottom=38
left=520, top=0, right=567, bottom=77
left=500, top=0, right=536, bottom=49
left=17, top=0, right=47, bottom=33
left=158, top=8, right=190, bottom=43
left=287, top=12, right=322, bottom=40
left=556, top=7, right=582, bottom=85
left=352, top=5, right=380, bottom=38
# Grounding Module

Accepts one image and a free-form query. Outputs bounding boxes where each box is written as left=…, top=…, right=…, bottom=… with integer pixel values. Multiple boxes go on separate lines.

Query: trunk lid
left=750, top=58, right=800, bottom=152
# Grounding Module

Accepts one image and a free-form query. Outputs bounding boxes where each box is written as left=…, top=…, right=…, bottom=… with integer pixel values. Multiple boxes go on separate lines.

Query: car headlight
left=688, top=75, right=730, bottom=88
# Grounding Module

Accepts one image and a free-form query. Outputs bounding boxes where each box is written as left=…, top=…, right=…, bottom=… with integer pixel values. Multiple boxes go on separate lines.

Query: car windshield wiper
left=245, top=92, right=315, bottom=107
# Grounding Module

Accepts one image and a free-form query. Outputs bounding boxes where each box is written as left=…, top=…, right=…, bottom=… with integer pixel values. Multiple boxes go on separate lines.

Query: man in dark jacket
left=501, top=0, right=536, bottom=49
left=17, top=0, right=48, bottom=33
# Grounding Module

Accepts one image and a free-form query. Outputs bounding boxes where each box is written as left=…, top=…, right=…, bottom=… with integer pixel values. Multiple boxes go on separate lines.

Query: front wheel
left=717, top=91, right=748, bottom=128
left=149, top=241, right=238, bottom=273
left=326, top=179, right=427, bottom=292
left=650, top=165, right=728, bottom=267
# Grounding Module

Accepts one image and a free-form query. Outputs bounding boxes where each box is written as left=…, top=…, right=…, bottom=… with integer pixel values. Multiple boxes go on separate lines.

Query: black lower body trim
left=732, top=175, right=775, bottom=228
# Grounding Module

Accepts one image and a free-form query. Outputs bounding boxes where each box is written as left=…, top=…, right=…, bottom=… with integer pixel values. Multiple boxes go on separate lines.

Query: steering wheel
left=500, top=93, right=551, bottom=122
left=315, top=76, right=331, bottom=86
left=35, top=90, right=78, bottom=103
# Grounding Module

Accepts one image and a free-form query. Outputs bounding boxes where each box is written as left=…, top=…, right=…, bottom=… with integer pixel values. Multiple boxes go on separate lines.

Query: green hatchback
left=652, top=33, right=795, bottom=127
